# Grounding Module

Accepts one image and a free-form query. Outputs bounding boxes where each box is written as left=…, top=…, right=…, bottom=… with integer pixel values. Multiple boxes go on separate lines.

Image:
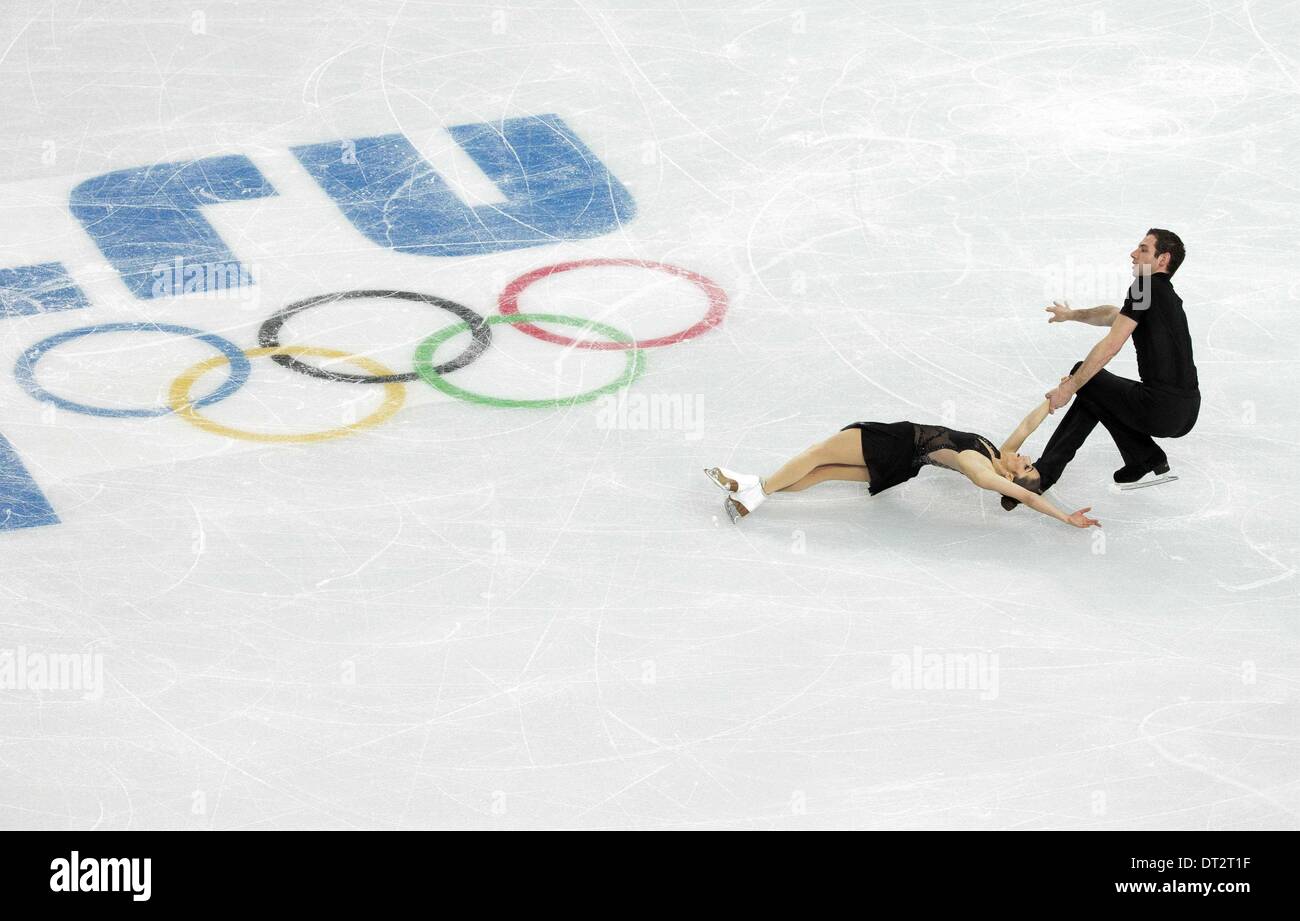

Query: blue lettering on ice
left=291, top=114, right=635, bottom=257
left=68, top=154, right=277, bottom=299
left=0, top=263, right=90, bottom=318
left=0, top=114, right=633, bottom=536
left=0, top=433, right=58, bottom=533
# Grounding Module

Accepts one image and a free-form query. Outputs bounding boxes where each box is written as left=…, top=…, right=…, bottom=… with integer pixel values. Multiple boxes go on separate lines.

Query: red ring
left=497, top=258, right=728, bottom=350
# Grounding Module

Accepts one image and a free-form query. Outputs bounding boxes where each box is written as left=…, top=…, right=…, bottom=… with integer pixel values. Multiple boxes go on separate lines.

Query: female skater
left=705, top=396, right=1100, bottom=529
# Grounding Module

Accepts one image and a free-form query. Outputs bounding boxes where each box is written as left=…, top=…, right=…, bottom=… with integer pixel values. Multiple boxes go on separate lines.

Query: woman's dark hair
left=1001, top=472, right=1044, bottom=511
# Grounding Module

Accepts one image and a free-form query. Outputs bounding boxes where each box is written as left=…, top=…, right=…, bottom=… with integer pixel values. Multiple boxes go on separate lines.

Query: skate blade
left=704, top=467, right=730, bottom=491
left=1114, top=474, right=1179, bottom=492
left=704, top=467, right=737, bottom=492
left=724, top=496, right=747, bottom=523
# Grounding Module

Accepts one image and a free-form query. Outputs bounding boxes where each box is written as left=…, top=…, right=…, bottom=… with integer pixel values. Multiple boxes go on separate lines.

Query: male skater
left=1036, top=229, right=1200, bottom=491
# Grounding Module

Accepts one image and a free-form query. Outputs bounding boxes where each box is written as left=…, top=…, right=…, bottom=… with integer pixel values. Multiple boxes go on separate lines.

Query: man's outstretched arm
left=1044, top=315, right=1137, bottom=412
left=1045, top=300, right=1120, bottom=326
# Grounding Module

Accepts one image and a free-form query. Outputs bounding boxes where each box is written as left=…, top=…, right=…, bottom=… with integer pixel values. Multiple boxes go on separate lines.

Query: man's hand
left=1066, top=507, right=1100, bottom=529
left=1045, top=300, right=1074, bottom=323
left=1045, top=379, right=1075, bottom=413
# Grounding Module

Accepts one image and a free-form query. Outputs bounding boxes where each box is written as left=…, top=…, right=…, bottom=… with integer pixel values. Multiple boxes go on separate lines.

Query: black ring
left=258, top=289, right=492, bottom=384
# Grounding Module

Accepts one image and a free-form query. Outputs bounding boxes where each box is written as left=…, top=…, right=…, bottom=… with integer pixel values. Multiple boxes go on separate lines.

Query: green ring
left=413, top=313, right=645, bottom=408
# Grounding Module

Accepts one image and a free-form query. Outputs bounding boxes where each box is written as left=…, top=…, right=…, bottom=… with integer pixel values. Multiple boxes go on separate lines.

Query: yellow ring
left=167, top=346, right=406, bottom=443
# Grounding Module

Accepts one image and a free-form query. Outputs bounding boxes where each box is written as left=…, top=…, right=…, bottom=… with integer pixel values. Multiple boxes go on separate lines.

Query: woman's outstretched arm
left=1000, top=397, right=1052, bottom=456
left=968, top=468, right=1100, bottom=529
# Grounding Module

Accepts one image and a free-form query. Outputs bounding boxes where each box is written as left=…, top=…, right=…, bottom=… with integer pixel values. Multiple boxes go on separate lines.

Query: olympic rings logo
left=14, top=259, right=729, bottom=444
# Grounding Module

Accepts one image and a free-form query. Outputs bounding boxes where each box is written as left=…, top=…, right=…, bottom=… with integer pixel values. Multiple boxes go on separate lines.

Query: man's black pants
left=1035, top=361, right=1200, bottom=491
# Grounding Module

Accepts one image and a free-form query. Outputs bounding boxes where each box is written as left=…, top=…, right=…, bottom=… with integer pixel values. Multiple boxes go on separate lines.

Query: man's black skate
left=1113, top=460, right=1178, bottom=491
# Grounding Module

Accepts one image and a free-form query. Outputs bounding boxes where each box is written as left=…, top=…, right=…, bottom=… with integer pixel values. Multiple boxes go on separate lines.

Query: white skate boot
left=704, top=466, right=761, bottom=493
left=724, top=480, right=768, bottom=523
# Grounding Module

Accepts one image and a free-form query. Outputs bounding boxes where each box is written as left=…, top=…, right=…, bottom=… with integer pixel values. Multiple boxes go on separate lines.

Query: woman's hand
left=1045, top=383, right=1074, bottom=413
left=1066, top=507, right=1100, bottom=528
left=1045, top=300, right=1074, bottom=323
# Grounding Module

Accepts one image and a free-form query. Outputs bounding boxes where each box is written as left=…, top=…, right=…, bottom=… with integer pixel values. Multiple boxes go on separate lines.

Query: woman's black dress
left=840, top=422, right=1001, bottom=495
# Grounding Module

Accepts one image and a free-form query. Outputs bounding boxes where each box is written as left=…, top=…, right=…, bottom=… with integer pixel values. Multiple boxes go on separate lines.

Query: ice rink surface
left=0, top=0, right=1296, bottom=829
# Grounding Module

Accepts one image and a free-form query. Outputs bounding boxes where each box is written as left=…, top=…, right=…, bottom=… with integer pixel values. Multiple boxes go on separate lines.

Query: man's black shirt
left=1119, top=272, right=1199, bottom=392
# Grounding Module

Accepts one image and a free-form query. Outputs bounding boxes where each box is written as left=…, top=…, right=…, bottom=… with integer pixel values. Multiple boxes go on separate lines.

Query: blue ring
left=15, top=322, right=251, bottom=418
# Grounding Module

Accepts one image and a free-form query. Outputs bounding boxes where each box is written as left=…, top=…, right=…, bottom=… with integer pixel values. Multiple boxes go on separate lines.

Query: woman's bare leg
left=761, top=429, right=867, bottom=494
left=779, top=464, right=870, bottom=492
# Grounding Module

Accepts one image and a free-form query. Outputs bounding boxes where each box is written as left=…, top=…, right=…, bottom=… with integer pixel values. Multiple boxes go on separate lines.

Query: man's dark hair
left=1146, top=227, right=1185, bottom=276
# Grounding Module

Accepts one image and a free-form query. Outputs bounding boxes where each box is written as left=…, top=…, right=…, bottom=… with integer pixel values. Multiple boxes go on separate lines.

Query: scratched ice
left=0, top=0, right=1296, bottom=829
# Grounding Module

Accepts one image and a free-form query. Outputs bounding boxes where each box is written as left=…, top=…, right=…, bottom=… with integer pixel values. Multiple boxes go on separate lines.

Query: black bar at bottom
left=0, top=830, right=1289, bottom=909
